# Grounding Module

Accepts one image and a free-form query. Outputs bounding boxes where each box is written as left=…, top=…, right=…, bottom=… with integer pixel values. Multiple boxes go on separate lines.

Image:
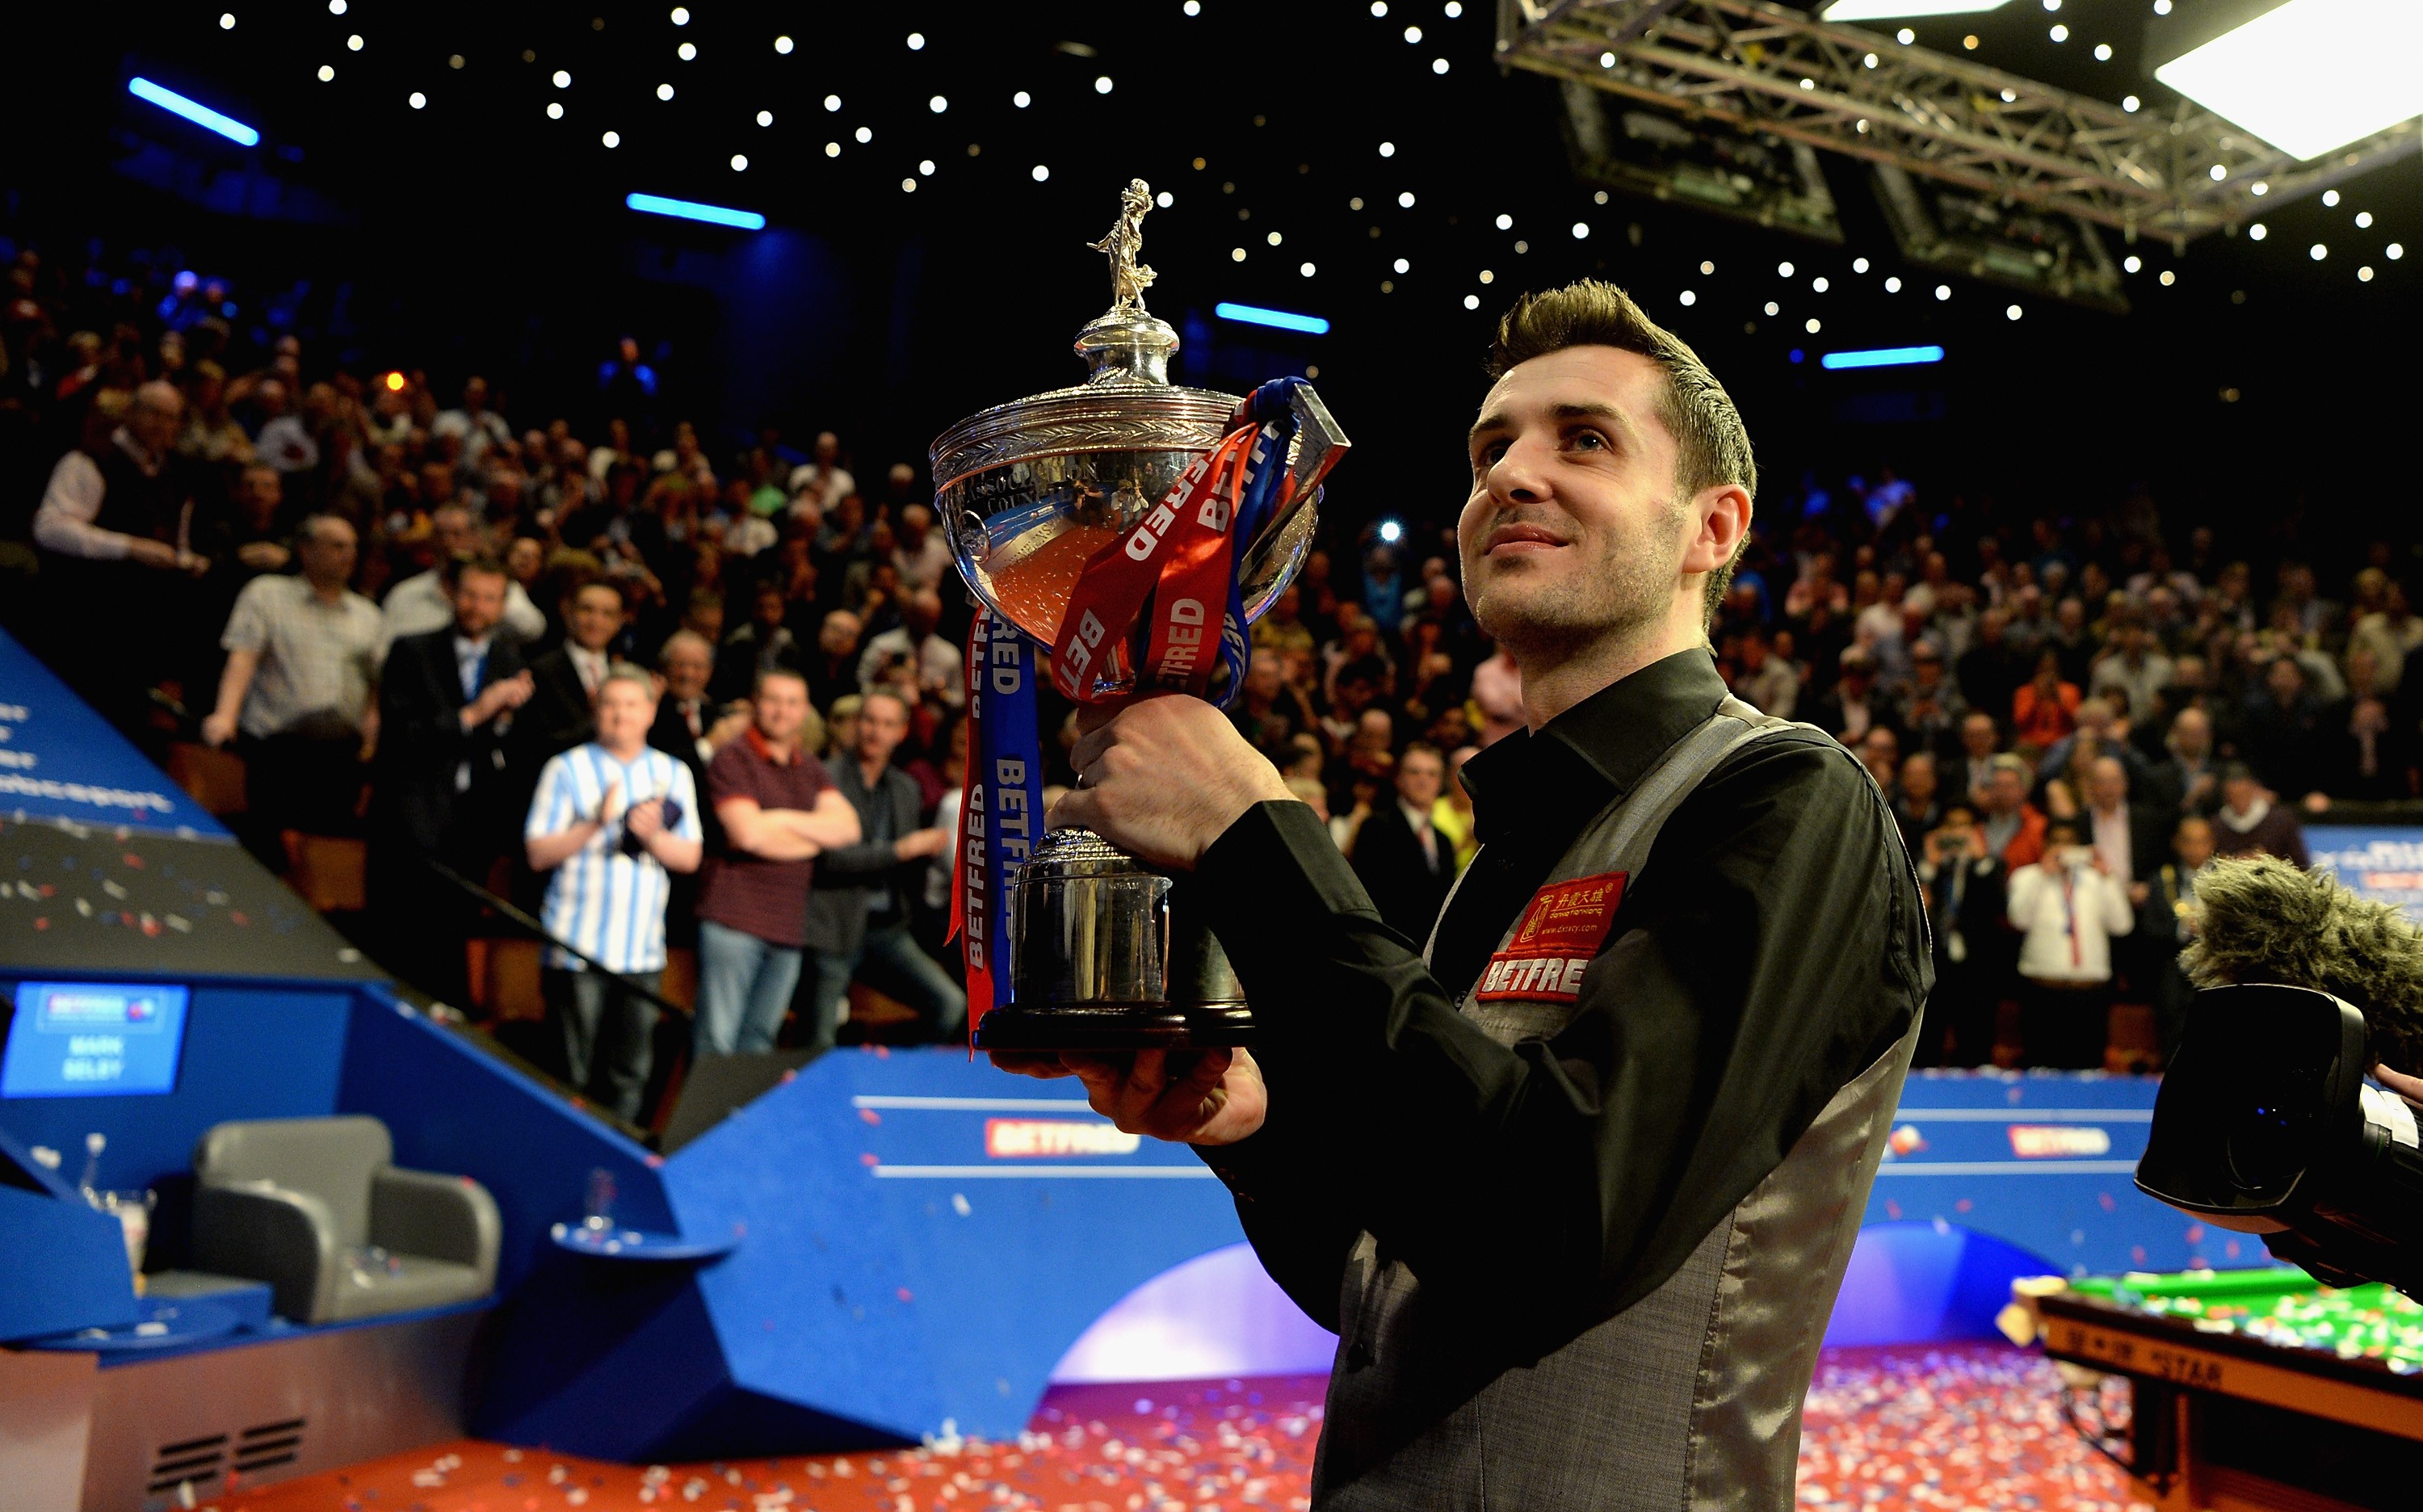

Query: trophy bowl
left=932, top=178, right=1345, bottom=1052
left=930, top=312, right=1339, bottom=697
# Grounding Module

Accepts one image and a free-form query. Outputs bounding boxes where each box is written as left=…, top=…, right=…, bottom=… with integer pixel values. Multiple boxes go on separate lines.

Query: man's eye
left=1570, top=430, right=1606, bottom=451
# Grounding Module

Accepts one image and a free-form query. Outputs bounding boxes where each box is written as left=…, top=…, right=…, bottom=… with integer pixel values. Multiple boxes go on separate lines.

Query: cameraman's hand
left=990, top=1048, right=1266, bottom=1145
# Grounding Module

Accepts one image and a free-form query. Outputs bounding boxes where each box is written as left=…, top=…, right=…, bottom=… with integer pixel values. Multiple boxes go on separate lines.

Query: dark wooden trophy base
left=970, top=1003, right=1256, bottom=1052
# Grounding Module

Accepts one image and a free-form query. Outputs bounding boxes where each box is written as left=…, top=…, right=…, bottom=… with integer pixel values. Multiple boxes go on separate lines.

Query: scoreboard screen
left=0, top=981, right=191, bottom=1098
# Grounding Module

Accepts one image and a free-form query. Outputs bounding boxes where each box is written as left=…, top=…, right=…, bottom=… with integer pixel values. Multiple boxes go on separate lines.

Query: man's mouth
left=1484, top=522, right=1570, bottom=556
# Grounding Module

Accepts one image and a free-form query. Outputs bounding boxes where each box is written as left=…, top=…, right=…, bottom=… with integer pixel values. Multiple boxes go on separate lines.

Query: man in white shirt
left=787, top=430, right=855, bottom=516
left=430, top=376, right=512, bottom=471
left=379, top=504, right=547, bottom=652
left=2007, top=817, right=2135, bottom=1069
left=202, top=514, right=385, bottom=862
left=526, top=667, right=703, bottom=1120
left=855, top=589, right=964, bottom=710
left=891, top=503, right=955, bottom=594
left=251, top=379, right=320, bottom=479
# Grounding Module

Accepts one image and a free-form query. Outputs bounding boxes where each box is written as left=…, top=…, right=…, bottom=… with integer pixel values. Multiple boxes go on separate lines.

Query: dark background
left=4, top=0, right=2419, bottom=550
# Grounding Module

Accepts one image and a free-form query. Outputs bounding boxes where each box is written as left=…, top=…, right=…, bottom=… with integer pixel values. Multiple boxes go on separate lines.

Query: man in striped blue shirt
left=526, top=665, right=703, bottom=1119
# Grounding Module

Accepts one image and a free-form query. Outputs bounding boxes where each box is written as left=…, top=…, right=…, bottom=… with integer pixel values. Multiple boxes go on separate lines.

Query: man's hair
left=657, top=629, right=713, bottom=667
left=1485, top=279, right=1756, bottom=628
left=598, top=662, right=656, bottom=701
left=1401, top=740, right=1443, bottom=767
left=753, top=666, right=808, bottom=699
left=449, top=552, right=508, bottom=586
left=296, top=513, right=351, bottom=548
left=861, top=689, right=911, bottom=721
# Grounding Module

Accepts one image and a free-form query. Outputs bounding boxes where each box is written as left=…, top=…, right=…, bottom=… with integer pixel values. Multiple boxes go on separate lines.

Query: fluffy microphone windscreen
left=2181, top=855, right=2423, bottom=1076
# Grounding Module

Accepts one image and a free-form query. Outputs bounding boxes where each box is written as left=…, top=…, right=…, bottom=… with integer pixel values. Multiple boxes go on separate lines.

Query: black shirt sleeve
left=1193, top=731, right=1930, bottom=1334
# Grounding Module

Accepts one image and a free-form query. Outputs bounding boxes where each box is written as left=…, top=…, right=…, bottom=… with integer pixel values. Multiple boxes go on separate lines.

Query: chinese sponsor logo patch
left=1475, top=870, right=1627, bottom=1005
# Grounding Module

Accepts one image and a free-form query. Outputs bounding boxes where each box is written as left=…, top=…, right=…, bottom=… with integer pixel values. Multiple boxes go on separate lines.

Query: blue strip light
left=1215, top=302, right=1331, bottom=335
left=128, top=77, right=260, bottom=147
left=625, top=192, right=766, bottom=230
left=1820, top=344, right=1946, bottom=371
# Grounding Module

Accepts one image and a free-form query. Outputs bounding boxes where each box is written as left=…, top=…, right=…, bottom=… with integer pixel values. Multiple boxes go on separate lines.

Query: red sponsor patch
left=1475, top=870, right=1627, bottom=1004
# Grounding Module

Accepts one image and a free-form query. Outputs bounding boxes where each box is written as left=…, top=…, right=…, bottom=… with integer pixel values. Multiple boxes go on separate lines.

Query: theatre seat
left=190, top=1115, right=500, bottom=1325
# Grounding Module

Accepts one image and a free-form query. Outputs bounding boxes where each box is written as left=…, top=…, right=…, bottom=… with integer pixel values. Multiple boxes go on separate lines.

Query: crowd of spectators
left=3, top=236, right=2413, bottom=1113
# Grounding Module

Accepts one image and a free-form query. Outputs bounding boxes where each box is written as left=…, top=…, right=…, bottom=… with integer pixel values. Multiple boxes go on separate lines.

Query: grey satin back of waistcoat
left=1312, top=698, right=1922, bottom=1511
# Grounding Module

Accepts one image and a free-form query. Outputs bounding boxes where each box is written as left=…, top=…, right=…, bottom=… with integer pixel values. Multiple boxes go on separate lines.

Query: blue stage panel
left=0, top=628, right=229, bottom=838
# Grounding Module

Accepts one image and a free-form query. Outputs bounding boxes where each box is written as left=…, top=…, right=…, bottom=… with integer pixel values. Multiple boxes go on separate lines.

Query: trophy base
left=972, top=1003, right=1256, bottom=1052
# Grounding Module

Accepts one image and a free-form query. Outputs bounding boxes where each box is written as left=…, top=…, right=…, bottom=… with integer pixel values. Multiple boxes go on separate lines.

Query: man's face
left=904, top=592, right=940, bottom=638
left=128, top=391, right=183, bottom=453
left=1987, top=769, right=2025, bottom=814
left=1459, top=346, right=1723, bottom=654
left=2173, top=709, right=2212, bottom=760
left=297, top=520, right=357, bottom=586
left=2224, top=775, right=2261, bottom=813
left=1962, top=714, right=1997, bottom=758
left=569, top=586, right=624, bottom=651
left=821, top=612, right=863, bottom=656
left=1397, top=751, right=1444, bottom=808
left=753, top=677, right=808, bottom=744
left=664, top=643, right=711, bottom=700
left=434, top=506, right=477, bottom=559
left=463, top=377, right=489, bottom=414
left=2267, top=659, right=2303, bottom=702
left=595, top=678, right=654, bottom=748
left=2086, top=758, right=2127, bottom=811
left=2177, top=820, right=2215, bottom=870
left=1245, top=653, right=1283, bottom=700
left=857, top=695, right=909, bottom=762
left=506, top=536, right=543, bottom=582
left=237, top=466, right=282, bottom=523
left=756, top=589, right=787, bottom=629
left=453, top=569, right=509, bottom=638
left=814, top=431, right=839, bottom=465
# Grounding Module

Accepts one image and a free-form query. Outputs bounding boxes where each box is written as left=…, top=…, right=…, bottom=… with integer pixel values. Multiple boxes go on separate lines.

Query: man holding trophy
left=936, top=186, right=1930, bottom=1509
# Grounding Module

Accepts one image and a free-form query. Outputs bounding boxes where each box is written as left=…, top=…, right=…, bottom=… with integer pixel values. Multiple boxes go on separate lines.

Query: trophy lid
left=1019, top=826, right=1161, bottom=882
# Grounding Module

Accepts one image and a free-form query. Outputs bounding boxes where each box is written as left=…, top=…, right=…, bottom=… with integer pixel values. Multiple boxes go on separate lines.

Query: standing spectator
left=379, top=503, right=546, bottom=649
left=1811, top=645, right=1894, bottom=746
left=1980, top=754, right=2048, bottom=871
left=693, top=670, right=863, bottom=1058
left=519, top=582, right=625, bottom=767
left=32, top=381, right=208, bottom=732
left=2089, top=612, right=2173, bottom=724
left=804, top=609, right=864, bottom=712
left=200, top=515, right=383, bottom=865
left=2211, top=763, right=2311, bottom=867
left=1955, top=710, right=2000, bottom=804
left=713, top=580, right=804, bottom=703
left=2240, top=656, right=2330, bottom=801
left=803, top=691, right=963, bottom=1048
left=1891, top=750, right=1944, bottom=853
left=2011, top=648, right=2081, bottom=747
left=371, top=558, right=535, bottom=1005
left=788, top=430, right=855, bottom=516
left=2007, top=817, right=2134, bottom=1069
left=2145, top=704, right=2219, bottom=818
left=431, top=376, right=511, bottom=470
left=2080, top=755, right=2163, bottom=908
left=855, top=588, right=965, bottom=710
left=524, top=667, right=703, bottom=1120
left=2347, top=574, right=2423, bottom=697
left=1469, top=643, right=1524, bottom=746
left=1955, top=607, right=2022, bottom=729
left=2324, top=648, right=2413, bottom=801
left=1914, top=803, right=2007, bottom=1066
left=1892, top=640, right=1967, bottom=759
left=2146, top=815, right=2215, bottom=1064
left=1349, top=742, right=1458, bottom=943
left=649, top=630, right=740, bottom=773
left=891, top=504, right=953, bottom=594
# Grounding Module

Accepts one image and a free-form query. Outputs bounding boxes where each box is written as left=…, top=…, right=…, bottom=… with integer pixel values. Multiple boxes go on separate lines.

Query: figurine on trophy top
left=1074, top=178, right=1180, bottom=387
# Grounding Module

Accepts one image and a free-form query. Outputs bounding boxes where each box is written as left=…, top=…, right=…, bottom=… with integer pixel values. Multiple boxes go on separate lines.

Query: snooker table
left=2009, top=1266, right=2423, bottom=1511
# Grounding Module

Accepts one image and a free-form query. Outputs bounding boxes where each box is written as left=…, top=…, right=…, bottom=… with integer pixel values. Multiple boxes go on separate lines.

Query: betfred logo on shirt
left=1475, top=870, right=1627, bottom=1006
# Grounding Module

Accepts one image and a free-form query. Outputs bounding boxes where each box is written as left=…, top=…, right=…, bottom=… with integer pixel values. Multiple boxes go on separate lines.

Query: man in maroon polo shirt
left=693, top=669, right=863, bottom=1057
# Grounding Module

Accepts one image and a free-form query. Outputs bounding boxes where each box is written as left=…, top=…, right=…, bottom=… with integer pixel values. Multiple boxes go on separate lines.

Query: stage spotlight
left=1378, top=519, right=1405, bottom=544
left=384, top=372, right=406, bottom=392
left=2154, top=0, right=2423, bottom=161
left=128, top=77, right=260, bottom=146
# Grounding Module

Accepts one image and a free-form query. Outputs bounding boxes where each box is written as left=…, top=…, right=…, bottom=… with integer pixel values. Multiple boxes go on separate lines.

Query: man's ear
left=1683, top=482, right=1753, bottom=577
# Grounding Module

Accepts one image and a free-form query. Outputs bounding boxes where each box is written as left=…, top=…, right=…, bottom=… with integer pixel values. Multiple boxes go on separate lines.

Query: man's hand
left=627, top=796, right=665, bottom=841
left=1052, top=695, right=1294, bottom=871
left=237, top=540, right=291, bottom=571
left=199, top=710, right=238, bottom=748
left=895, top=826, right=950, bottom=862
left=462, top=670, right=534, bottom=728
left=125, top=537, right=183, bottom=570
left=992, top=1047, right=1267, bottom=1145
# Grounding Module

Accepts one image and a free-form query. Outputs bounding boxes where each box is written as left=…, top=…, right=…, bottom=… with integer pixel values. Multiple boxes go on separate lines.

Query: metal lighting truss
left=1495, top=0, right=2423, bottom=249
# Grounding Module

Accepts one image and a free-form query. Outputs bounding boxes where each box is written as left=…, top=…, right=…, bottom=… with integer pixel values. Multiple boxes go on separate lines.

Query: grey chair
left=191, top=1115, right=501, bottom=1325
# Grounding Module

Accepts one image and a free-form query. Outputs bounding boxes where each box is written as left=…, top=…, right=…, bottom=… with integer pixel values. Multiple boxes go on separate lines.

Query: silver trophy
left=930, top=178, right=1347, bottom=1049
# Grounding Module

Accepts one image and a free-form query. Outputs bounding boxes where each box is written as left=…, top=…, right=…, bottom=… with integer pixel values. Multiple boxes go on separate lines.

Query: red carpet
left=213, top=1345, right=2143, bottom=1511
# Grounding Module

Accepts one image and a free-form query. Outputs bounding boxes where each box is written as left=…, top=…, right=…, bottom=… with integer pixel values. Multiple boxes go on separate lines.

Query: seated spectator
left=2347, top=573, right=2423, bottom=697
left=1729, top=627, right=1799, bottom=719
left=1892, top=640, right=1965, bottom=758
left=1954, top=710, right=2000, bottom=804
left=201, top=514, right=383, bottom=864
left=1230, top=649, right=1312, bottom=763
left=2010, top=648, right=2081, bottom=747
left=693, top=670, right=863, bottom=1059
left=2008, top=817, right=2134, bottom=1069
left=380, top=504, right=546, bottom=650
left=804, top=691, right=964, bottom=1048
left=2240, top=655, right=2331, bottom=800
left=855, top=588, right=964, bottom=711
left=524, top=666, right=703, bottom=1120
left=1891, top=750, right=1943, bottom=853
left=788, top=430, right=855, bottom=516
left=1980, top=753, right=2047, bottom=871
left=1913, top=802, right=2008, bottom=1067
left=2088, top=611, right=2173, bottom=724
left=1955, top=607, right=2022, bottom=725
left=2211, top=762, right=2310, bottom=868
left=892, top=503, right=952, bottom=594
left=1350, top=742, right=1456, bottom=943
left=714, top=579, right=805, bottom=703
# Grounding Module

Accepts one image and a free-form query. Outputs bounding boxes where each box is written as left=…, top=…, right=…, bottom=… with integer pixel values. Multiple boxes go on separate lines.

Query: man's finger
left=1067, top=716, right=1122, bottom=777
left=987, top=1052, right=1078, bottom=1079
left=1048, top=785, right=1103, bottom=835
